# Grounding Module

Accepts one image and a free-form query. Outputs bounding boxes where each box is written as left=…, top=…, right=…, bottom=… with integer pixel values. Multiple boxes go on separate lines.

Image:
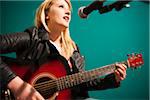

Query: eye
left=59, top=5, right=64, bottom=8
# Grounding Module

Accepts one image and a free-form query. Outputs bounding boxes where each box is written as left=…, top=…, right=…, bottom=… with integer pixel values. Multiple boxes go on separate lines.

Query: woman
left=0, top=0, right=127, bottom=99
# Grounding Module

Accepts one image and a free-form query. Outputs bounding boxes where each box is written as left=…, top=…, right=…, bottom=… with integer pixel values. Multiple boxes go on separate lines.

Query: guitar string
left=33, top=70, right=96, bottom=87
left=35, top=86, right=58, bottom=98
left=33, top=76, right=67, bottom=89
left=34, top=77, right=79, bottom=91
left=34, top=81, right=58, bottom=93
left=36, top=84, right=57, bottom=93
left=34, top=81, right=56, bottom=89
left=34, top=74, right=83, bottom=90
left=34, top=73, right=90, bottom=92
left=33, top=76, right=76, bottom=91
left=33, top=65, right=117, bottom=92
left=33, top=69, right=103, bottom=90
left=27, top=61, right=132, bottom=97
left=33, top=63, right=117, bottom=87
left=33, top=72, right=100, bottom=92
left=34, top=79, right=56, bottom=87
left=33, top=72, right=80, bottom=88
left=32, top=62, right=131, bottom=96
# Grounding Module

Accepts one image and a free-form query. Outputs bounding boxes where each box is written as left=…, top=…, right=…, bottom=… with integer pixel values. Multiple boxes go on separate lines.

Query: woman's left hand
left=114, top=63, right=127, bottom=82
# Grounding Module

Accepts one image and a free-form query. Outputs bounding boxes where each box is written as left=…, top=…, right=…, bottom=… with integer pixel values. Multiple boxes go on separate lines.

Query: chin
left=61, top=24, right=69, bottom=29
left=62, top=22, right=69, bottom=27
left=57, top=22, right=69, bottom=30
left=64, top=25, right=69, bottom=28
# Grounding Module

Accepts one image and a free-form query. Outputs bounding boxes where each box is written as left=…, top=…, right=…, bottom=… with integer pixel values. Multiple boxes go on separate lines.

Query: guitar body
left=3, top=56, right=72, bottom=100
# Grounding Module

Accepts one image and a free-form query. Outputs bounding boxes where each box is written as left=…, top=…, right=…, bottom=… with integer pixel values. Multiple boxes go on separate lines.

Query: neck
left=49, top=32, right=61, bottom=43
left=48, top=28, right=63, bottom=43
left=47, top=24, right=65, bottom=42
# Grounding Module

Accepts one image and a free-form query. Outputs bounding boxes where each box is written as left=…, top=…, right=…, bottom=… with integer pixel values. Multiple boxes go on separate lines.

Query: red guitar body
left=6, top=56, right=72, bottom=100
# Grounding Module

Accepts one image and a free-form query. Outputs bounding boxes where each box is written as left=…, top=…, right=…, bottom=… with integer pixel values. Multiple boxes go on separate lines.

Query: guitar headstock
left=127, top=53, right=144, bottom=69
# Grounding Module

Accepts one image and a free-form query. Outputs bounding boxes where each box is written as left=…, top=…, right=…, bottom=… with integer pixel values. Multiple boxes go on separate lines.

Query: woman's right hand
left=7, top=76, right=44, bottom=100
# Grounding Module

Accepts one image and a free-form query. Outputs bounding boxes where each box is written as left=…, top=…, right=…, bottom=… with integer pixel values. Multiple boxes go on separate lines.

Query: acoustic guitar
left=2, top=53, right=144, bottom=100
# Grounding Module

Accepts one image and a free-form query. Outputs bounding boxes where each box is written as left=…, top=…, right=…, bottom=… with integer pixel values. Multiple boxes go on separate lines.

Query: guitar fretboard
left=56, top=61, right=127, bottom=91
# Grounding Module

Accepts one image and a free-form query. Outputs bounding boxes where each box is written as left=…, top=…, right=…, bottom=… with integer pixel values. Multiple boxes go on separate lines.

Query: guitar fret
left=87, top=70, right=92, bottom=81
left=85, top=71, right=89, bottom=81
left=84, top=71, right=89, bottom=82
left=93, top=70, right=97, bottom=79
left=63, top=76, right=67, bottom=89
left=66, top=75, right=72, bottom=88
left=64, top=76, right=70, bottom=89
left=89, top=70, right=95, bottom=80
left=70, top=75, right=74, bottom=86
left=77, top=73, right=80, bottom=84
left=74, top=73, right=79, bottom=85
left=64, top=76, right=68, bottom=88
left=57, top=78, right=62, bottom=91
left=70, top=75, right=74, bottom=87
left=56, top=79, right=60, bottom=91
left=62, top=77, right=66, bottom=89
left=74, top=74, right=78, bottom=85
left=61, top=77, right=64, bottom=90
left=66, top=76, right=70, bottom=88
left=66, top=76, right=71, bottom=88
left=79, top=73, right=84, bottom=83
left=78, top=73, right=82, bottom=83
left=73, top=74, right=77, bottom=85
left=72, top=75, right=76, bottom=86
left=59, top=78, right=62, bottom=90
left=94, top=68, right=99, bottom=79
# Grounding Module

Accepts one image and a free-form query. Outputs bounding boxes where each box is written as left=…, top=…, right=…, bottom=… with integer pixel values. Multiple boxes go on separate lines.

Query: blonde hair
left=35, top=0, right=76, bottom=59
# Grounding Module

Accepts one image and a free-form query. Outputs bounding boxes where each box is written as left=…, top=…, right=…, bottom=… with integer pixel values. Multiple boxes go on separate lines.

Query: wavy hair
left=35, top=0, right=76, bottom=59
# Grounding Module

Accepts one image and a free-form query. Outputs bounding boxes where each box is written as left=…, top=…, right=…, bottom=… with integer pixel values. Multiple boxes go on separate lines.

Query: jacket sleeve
left=0, top=27, right=32, bottom=88
left=0, top=32, right=31, bottom=54
left=0, top=57, right=17, bottom=89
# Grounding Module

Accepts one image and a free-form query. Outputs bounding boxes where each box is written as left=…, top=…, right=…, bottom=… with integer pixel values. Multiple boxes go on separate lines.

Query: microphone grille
left=78, top=6, right=88, bottom=19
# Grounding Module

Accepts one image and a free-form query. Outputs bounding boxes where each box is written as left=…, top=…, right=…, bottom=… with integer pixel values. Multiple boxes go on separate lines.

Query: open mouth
left=63, top=16, right=69, bottom=22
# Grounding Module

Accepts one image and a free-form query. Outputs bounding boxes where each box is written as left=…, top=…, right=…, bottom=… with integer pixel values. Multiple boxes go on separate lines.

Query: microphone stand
left=98, top=0, right=132, bottom=14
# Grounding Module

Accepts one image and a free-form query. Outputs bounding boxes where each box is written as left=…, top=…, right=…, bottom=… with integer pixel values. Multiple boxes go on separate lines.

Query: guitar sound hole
left=34, top=77, right=57, bottom=99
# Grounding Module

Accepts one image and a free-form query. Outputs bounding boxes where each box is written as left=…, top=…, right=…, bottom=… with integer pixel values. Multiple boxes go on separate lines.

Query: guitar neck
left=56, top=60, right=128, bottom=91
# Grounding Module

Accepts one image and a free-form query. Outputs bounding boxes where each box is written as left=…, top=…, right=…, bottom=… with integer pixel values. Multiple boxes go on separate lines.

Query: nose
left=65, top=10, right=71, bottom=16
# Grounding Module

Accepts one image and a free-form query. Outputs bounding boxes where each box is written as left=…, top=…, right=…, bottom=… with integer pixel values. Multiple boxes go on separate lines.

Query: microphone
left=78, top=0, right=105, bottom=18
left=78, top=0, right=131, bottom=19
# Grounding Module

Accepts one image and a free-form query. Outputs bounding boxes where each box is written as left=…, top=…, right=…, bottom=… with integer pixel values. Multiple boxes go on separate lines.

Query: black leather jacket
left=0, top=26, right=120, bottom=99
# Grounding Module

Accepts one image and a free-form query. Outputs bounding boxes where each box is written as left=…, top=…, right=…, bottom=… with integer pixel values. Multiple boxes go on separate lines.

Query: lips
left=63, top=16, right=69, bottom=22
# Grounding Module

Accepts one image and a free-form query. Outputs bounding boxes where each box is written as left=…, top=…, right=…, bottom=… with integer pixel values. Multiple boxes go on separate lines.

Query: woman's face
left=47, top=0, right=71, bottom=30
